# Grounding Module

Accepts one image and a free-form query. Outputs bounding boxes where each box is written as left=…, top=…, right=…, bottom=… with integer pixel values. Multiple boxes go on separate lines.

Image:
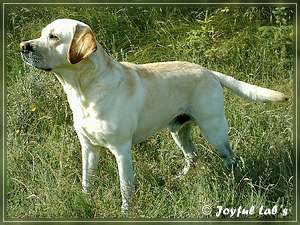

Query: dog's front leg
left=109, top=142, right=134, bottom=215
left=78, top=135, right=100, bottom=193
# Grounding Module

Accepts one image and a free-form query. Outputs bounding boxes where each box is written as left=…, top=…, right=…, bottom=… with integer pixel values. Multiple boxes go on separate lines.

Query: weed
left=5, top=6, right=294, bottom=219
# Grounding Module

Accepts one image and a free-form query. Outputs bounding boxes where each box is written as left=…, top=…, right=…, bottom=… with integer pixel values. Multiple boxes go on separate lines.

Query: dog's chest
left=75, top=114, right=108, bottom=146
left=69, top=96, right=112, bottom=147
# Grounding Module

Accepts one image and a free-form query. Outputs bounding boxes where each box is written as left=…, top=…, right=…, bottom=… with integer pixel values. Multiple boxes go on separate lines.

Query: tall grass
left=5, top=6, right=295, bottom=219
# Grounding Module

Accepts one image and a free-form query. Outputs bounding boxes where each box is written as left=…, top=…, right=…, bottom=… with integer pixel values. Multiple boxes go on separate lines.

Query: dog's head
left=20, top=19, right=97, bottom=71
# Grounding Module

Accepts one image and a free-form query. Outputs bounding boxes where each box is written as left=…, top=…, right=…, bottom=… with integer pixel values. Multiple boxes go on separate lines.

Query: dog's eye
left=49, top=34, right=59, bottom=40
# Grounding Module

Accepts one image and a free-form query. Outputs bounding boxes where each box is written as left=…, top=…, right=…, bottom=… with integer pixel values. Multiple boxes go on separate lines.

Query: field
left=5, top=5, right=295, bottom=220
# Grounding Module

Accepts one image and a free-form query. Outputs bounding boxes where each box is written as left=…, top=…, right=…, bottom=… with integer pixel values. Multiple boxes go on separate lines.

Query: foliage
left=6, top=6, right=294, bottom=219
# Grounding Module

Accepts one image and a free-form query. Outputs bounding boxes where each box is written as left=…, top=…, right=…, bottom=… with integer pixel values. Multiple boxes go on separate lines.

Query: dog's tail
left=211, top=70, right=288, bottom=103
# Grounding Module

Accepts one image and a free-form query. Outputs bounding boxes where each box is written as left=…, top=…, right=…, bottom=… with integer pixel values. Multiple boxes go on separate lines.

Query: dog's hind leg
left=169, top=116, right=197, bottom=177
left=191, top=83, right=236, bottom=170
left=196, top=114, right=236, bottom=170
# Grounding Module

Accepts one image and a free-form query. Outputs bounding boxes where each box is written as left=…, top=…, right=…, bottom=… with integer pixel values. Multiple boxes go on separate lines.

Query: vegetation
left=6, top=6, right=295, bottom=220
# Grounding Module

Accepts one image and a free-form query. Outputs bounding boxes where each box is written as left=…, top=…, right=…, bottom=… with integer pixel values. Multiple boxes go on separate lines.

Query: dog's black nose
left=20, top=42, right=34, bottom=52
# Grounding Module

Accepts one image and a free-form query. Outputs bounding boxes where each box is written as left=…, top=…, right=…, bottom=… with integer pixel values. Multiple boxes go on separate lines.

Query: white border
left=2, top=2, right=298, bottom=223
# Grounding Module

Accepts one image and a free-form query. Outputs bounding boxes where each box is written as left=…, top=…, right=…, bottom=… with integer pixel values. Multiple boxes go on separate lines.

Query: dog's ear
left=68, top=25, right=97, bottom=64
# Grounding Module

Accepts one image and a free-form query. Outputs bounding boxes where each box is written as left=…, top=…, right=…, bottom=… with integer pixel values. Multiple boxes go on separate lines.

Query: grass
left=5, top=6, right=295, bottom=220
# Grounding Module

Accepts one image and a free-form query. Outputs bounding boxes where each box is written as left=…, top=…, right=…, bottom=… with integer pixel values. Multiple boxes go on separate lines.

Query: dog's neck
left=53, top=43, right=123, bottom=101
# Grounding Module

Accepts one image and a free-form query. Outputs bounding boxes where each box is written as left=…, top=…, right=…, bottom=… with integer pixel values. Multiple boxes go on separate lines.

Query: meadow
left=5, top=5, right=295, bottom=220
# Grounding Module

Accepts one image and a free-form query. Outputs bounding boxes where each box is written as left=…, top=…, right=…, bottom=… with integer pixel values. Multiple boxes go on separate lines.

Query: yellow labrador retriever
left=20, top=19, right=287, bottom=214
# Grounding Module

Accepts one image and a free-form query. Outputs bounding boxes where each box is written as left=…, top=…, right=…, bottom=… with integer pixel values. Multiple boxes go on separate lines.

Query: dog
left=20, top=19, right=288, bottom=214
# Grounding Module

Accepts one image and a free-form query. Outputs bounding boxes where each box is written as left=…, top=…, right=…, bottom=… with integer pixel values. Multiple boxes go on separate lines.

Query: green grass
left=5, top=6, right=295, bottom=219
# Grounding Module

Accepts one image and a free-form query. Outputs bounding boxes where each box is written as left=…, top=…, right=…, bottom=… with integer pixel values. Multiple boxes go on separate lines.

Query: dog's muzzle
left=20, top=41, right=52, bottom=72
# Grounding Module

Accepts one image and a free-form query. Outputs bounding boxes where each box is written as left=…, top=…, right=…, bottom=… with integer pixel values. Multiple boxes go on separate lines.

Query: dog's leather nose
left=20, top=41, right=34, bottom=52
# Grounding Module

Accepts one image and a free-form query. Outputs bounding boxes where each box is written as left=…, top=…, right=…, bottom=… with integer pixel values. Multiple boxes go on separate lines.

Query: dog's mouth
left=21, top=51, right=52, bottom=72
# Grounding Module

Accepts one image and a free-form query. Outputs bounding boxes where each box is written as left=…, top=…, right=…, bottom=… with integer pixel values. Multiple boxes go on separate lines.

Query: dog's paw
left=223, top=158, right=237, bottom=171
left=82, top=186, right=90, bottom=194
left=121, top=203, right=129, bottom=217
left=175, top=157, right=196, bottom=179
